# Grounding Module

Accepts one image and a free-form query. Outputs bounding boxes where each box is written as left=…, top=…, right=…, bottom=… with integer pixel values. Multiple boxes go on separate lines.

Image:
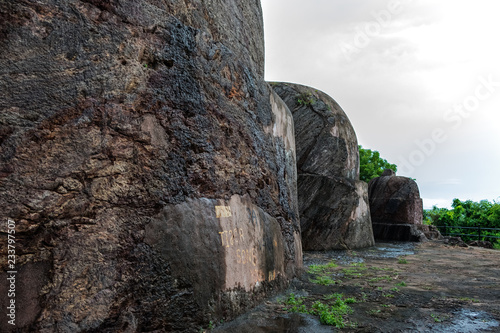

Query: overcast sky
left=261, top=0, right=500, bottom=209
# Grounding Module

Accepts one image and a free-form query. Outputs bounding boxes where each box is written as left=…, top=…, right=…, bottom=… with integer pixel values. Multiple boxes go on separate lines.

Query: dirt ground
left=214, top=240, right=500, bottom=332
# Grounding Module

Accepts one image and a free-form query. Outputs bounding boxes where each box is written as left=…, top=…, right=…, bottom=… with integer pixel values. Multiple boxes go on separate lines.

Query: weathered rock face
left=0, top=1, right=301, bottom=331
left=368, top=170, right=427, bottom=241
left=272, top=83, right=374, bottom=250
left=271, top=84, right=359, bottom=180
left=368, top=170, right=423, bottom=225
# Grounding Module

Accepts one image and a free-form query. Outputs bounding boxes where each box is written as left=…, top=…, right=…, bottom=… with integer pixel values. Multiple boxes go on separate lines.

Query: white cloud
left=262, top=0, right=500, bottom=205
left=422, top=198, right=452, bottom=209
left=438, top=179, right=462, bottom=185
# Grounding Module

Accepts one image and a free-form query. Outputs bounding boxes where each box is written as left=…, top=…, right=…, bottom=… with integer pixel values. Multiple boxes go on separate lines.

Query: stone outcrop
left=369, top=169, right=423, bottom=225
left=422, top=225, right=443, bottom=240
left=272, top=83, right=374, bottom=250
left=0, top=1, right=301, bottom=331
left=368, top=169, right=434, bottom=241
left=444, top=237, right=468, bottom=247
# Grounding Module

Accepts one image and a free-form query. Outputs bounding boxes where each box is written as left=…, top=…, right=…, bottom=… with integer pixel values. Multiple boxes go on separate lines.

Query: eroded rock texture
left=272, top=83, right=374, bottom=251
left=368, top=169, right=428, bottom=241
left=0, top=1, right=301, bottom=331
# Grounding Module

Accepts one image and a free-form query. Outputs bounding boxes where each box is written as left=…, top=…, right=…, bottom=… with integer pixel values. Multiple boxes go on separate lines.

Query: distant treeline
left=424, top=199, right=500, bottom=248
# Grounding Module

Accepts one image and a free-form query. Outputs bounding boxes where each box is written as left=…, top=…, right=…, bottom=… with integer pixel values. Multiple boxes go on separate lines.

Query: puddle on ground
left=360, top=242, right=416, bottom=259
left=216, top=242, right=418, bottom=332
left=214, top=242, right=500, bottom=333
left=213, top=310, right=332, bottom=333
left=215, top=308, right=500, bottom=333
left=428, top=308, right=500, bottom=333
left=304, top=241, right=416, bottom=266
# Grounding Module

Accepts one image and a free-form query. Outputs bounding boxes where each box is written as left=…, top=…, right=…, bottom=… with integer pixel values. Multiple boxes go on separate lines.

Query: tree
left=358, top=145, right=397, bottom=183
left=425, top=198, right=500, bottom=247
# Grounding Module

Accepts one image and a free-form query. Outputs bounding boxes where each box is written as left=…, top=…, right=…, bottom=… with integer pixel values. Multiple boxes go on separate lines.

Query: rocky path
left=213, top=241, right=500, bottom=332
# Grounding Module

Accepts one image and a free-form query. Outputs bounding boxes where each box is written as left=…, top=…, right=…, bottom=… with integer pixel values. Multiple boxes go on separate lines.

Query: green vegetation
left=344, top=297, right=358, bottom=304
left=324, top=292, right=343, bottom=300
left=308, top=261, right=339, bottom=285
left=341, top=262, right=367, bottom=278
left=424, top=198, right=500, bottom=247
left=295, top=261, right=412, bottom=327
left=367, top=309, right=381, bottom=316
left=281, top=293, right=356, bottom=328
left=397, top=257, right=408, bottom=264
left=296, top=92, right=315, bottom=106
left=284, top=293, right=303, bottom=306
left=358, top=146, right=397, bottom=182
left=307, top=261, right=337, bottom=274
left=310, top=295, right=353, bottom=327
left=459, top=297, right=479, bottom=303
left=283, top=293, right=308, bottom=313
left=430, top=313, right=448, bottom=323
left=349, top=262, right=366, bottom=269
left=310, top=275, right=336, bottom=286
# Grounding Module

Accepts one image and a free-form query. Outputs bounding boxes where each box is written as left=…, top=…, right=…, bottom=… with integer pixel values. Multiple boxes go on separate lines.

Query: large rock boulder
left=272, top=83, right=374, bottom=250
left=0, top=1, right=301, bottom=331
left=369, top=169, right=423, bottom=225
left=368, top=169, right=429, bottom=241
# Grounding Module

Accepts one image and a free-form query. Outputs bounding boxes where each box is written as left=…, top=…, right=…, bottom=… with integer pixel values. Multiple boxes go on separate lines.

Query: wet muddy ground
left=213, top=240, right=500, bottom=332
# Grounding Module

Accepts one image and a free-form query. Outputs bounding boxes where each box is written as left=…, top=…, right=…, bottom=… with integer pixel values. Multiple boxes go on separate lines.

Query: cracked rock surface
left=272, top=83, right=374, bottom=251
left=0, top=1, right=301, bottom=331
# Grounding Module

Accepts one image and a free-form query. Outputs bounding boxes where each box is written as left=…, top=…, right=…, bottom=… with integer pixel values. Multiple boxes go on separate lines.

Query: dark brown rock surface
left=368, top=172, right=423, bottom=225
left=368, top=170, right=428, bottom=241
left=271, top=83, right=359, bottom=180
left=0, top=1, right=301, bottom=332
left=272, top=83, right=374, bottom=250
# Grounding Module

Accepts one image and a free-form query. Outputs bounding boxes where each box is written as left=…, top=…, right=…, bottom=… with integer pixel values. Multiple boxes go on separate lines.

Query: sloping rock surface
left=272, top=83, right=374, bottom=250
left=0, top=1, right=301, bottom=331
left=271, top=83, right=358, bottom=180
